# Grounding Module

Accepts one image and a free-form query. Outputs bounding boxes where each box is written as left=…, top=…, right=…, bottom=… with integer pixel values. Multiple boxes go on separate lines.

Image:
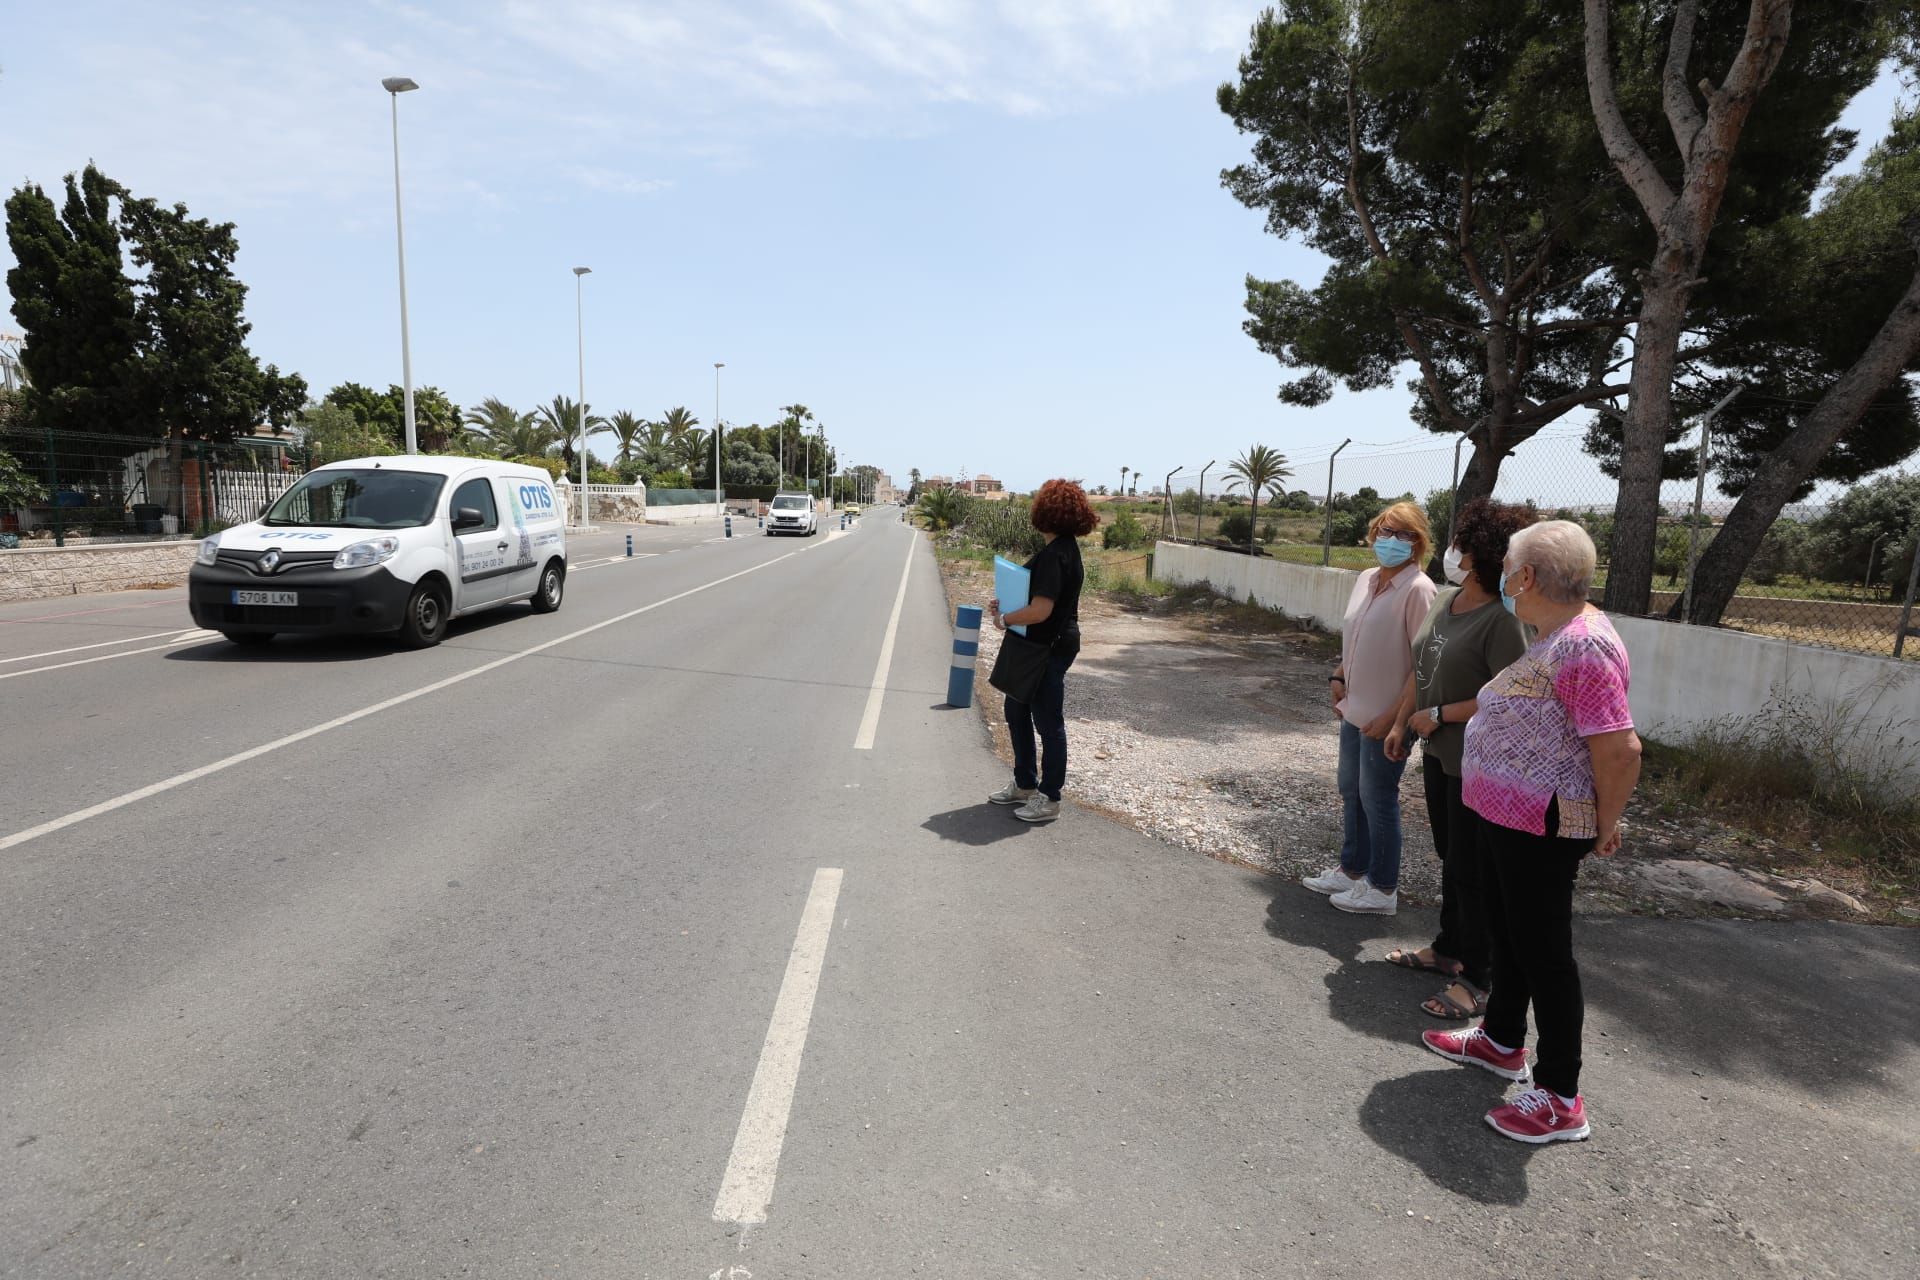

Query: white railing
left=555, top=480, right=648, bottom=526
left=210, top=469, right=301, bottom=526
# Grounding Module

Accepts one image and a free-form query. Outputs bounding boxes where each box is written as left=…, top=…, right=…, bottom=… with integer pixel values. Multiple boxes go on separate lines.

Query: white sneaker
left=1302, top=866, right=1365, bottom=896
left=1331, top=881, right=1398, bottom=915
left=1014, top=795, right=1061, bottom=824
left=988, top=782, right=1036, bottom=806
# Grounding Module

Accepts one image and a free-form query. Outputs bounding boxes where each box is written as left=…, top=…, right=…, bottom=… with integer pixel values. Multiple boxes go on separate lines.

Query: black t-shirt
left=1024, top=536, right=1083, bottom=657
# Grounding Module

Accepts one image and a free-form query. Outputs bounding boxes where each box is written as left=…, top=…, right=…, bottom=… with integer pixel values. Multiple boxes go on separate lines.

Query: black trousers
left=1479, top=801, right=1591, bottom=1099
left=1421, top=754, right=1490, bottom=990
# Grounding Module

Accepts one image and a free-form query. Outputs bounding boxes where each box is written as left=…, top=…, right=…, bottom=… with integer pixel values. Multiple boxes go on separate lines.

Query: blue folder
left=994, top=556, right=1031, bottom=637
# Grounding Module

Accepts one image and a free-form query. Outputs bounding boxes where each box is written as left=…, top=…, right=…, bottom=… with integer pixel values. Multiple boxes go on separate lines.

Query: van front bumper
left=188, top=562, right=417, bottom=635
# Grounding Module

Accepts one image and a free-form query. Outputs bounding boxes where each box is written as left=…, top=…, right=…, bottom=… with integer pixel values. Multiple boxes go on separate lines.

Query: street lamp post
left=714, top=363, right=725, bottom=516
left=381, top=76, right=420, bottom=454
left=573, top=267, right=592, bottom=528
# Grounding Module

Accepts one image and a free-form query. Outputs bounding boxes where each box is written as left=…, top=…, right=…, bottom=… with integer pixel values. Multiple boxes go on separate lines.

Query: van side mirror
left=452, top=507, right=485, bottom=531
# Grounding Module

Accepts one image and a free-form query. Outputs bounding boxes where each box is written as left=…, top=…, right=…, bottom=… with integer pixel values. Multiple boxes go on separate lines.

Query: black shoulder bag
left=988, top=627, right=1055, bottom=704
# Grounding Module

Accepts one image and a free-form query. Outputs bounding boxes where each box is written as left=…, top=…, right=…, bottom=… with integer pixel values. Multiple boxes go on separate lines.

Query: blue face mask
left=1373, top=536, right=1413, bottom=568
left=1499, top=569, right=1527, bottom=615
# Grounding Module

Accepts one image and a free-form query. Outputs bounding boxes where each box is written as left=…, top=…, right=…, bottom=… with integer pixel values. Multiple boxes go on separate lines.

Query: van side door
left=449, top=475, right=514, bottom=609
left=496, top=473, right=544, bottom=602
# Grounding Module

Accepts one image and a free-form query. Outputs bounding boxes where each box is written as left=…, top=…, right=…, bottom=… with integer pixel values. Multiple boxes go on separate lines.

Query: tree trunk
left=1249, top=492, right=1260, bottom=555
left=1604, top=275, right=1693, bottom=613
left=1676, top=260, right=1920, bottom=625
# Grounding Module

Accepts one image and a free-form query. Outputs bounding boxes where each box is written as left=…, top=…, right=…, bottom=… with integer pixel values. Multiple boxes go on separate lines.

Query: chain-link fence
left=0, top=425, right=305, bottom=547
left=1154, top=430, right=1920, bottom=662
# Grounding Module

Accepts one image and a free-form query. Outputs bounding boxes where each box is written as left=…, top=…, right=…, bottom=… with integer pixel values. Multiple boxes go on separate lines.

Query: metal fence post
left=46, top=422, right=64, bottom=548
left=1320, top=438, right=1350, bottom=567
left=947, top=605, right=983, bottom=708
left=196, top=442, right=213, bottom=535
left=1895, top=513, right=1920, bottom=660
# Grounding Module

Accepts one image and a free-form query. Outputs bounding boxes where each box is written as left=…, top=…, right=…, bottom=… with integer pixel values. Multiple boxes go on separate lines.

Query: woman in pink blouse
left=1422, top=521, right=1642, bottom=1145
left=1302, top=501, right=1438, bottom=917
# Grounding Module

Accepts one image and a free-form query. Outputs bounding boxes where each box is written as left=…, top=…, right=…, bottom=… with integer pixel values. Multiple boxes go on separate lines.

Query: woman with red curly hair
left=988, top=479, right=1100, bottom=824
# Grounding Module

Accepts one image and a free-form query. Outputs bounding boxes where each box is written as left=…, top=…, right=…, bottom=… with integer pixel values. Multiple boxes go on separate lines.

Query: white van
left=188, top=457, right=568, bottom=648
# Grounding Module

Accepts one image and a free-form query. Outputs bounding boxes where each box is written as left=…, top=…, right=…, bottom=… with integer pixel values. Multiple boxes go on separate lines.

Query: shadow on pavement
left=164, top=608, right=532, bottom=663
left=1262, top=880, right=1443, bottom=1046
left=922, top=805, right=1037, bottom=846
left=1258, top=871, right=1920, bottom=1100
left=1359, top=1069, right=1536, bottom=1205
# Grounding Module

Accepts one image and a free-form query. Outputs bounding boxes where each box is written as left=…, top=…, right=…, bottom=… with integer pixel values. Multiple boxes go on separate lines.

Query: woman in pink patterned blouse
left=1421, top=521, right=1642, bottom=1146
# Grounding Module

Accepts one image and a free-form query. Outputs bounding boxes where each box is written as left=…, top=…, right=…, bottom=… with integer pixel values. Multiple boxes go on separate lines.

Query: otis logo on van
left=517, top=483, right=555, bottom=512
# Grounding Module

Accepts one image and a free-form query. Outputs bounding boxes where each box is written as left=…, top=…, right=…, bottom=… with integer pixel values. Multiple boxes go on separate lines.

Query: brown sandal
left=1386, top=947, right=1462, bottom=977
left=1422, top=980, right=1488, bottom=1020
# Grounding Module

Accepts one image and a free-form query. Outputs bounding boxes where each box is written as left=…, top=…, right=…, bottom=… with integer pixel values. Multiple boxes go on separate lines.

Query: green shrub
left=1104, top=507, right=1148, bottom=550
left=964, top=499, right=1044, bottom=557
left=0, top=449, right=47, bottom=510
left=1260, top=519, right=1278, bottom=544
left=588, top=466, right=622, bottom=485
left=1219, top=511, right=1254, bottom=544
left=918, top=487, right=971, bottom=531
left=509, top=454, right=566, bottom=479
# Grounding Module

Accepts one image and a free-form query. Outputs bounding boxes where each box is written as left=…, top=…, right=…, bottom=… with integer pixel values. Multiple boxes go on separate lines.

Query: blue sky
left=2, top=2, right=1909, bottom=494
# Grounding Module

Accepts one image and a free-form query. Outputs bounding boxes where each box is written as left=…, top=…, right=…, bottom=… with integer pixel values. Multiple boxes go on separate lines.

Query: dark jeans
left=1422, top=754, right=1490, bottom=990
left=1480, top=800, right=1591, bottom=1098
left=1337, top=719, right=1407, bottom=893
left=1007, top=653, right=1074, bottom=801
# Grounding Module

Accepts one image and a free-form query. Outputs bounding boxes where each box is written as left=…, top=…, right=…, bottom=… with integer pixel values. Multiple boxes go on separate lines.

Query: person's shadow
left=921, top=805, right=1036, bottom=846
left=1358, top=1070, right=1537, bottom=1205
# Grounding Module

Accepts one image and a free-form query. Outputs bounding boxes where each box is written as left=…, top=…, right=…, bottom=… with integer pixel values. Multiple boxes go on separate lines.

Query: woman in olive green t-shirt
left=1384, top=499, right=1534, bottom=1019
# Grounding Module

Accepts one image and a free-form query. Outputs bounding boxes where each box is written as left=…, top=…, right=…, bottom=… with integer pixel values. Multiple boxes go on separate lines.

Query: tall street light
left=573, top=266, right=592, bottom=528
left=382, top=77, right=420, bottom=454
left=714, top=363, right=725, bottom=514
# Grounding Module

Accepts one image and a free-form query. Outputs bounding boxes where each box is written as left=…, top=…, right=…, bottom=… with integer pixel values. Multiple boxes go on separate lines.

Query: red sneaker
left=1420, top=1025, right=1531, bottom=1081
left=1485, top=1088, right=1590, bottom=1144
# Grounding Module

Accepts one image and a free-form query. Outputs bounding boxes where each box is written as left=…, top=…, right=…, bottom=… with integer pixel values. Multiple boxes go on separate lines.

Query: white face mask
left=1443, top=545, right=1469, bottom=586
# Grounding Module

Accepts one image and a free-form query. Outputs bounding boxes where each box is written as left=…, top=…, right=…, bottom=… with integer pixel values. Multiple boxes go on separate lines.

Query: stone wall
left=0, top=541, right=200, bottom=603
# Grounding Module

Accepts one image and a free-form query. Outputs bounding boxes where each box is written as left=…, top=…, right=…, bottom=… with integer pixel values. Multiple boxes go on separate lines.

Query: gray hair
left=1507, top=520, right=1598, bottom=605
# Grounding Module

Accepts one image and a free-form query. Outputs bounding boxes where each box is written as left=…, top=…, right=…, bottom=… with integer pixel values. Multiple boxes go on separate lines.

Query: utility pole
left=1681, top=385, right=1742, bottom=624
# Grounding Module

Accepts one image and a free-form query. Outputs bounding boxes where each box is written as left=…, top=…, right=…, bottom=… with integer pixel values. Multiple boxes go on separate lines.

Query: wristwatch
left=1429, top=706, right=1444, bottom=726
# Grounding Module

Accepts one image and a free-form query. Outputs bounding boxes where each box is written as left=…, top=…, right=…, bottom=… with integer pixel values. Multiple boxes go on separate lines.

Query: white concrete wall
left=643, top=504, right=723, bottom=524
left=1153, top=541, right=1355, bottom=632
left=1152, top=541, right=1920, bottom=776
left=0, top=540, right=200, bottom=603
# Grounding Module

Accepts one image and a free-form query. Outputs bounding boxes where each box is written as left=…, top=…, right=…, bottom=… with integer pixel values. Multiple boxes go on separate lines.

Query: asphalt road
left=2, top=510, right=1916, bottom=1279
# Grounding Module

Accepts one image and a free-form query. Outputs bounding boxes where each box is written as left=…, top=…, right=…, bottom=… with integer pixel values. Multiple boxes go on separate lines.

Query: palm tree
left=1119, top=466, right=1128, bottom=498
left=464, top=398, right=527, bottom=455
left=1223, top=444, right=1293, bottom=553
left=537, top=395, right=607, bottom=481
left=659, top=406, right=700, bottom=440
left=488, top=413, right=558, bottom=459
left=676, top=428, right=712, bottom=479
left=607, top=411, right=647, bottom=465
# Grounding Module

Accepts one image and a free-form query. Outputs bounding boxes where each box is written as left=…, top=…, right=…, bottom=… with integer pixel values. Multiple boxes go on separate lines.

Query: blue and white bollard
left=625, top=534, right=633, bottom=557
left=725, top=514, right=733, bottom=538
left=758, top=516, right=764, bottom=529
left=947, top=605, right=982, bottom=708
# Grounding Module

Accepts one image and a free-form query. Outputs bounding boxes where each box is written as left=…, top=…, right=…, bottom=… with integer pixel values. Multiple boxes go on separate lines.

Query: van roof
left=311, top=456, right=557, bottom=482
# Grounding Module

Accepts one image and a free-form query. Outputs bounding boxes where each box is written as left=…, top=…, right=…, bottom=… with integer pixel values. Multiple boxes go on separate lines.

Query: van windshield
left=264, top=470, right=447, bottom=529
left=772, top=495, right=809, bottom=510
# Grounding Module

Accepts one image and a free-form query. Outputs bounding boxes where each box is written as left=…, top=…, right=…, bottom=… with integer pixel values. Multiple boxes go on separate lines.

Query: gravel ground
left=939, top=551, right=1916, bottom=925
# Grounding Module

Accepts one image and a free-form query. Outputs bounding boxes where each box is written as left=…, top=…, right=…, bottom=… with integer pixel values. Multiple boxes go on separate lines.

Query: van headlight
left=196, top=534, right=221, bottom=566
left=333, top=537, right=400, bottom=569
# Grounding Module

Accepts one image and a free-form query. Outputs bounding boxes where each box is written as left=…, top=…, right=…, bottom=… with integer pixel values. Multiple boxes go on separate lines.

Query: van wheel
left=398, top=580, right=450, bottom=648
left=531, top=561, right=565, bottom=613
left=223, top=631, right=274, bottom=646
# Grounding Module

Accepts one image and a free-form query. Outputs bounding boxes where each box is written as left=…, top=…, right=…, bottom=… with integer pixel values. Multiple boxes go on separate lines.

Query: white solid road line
left=853, top=532, right=916, bottom=750
left=0, top=628, right=188, bottom=667
left=713, top=866, right=845, bottom=1226
left=0, top=552, right=801, bottom=853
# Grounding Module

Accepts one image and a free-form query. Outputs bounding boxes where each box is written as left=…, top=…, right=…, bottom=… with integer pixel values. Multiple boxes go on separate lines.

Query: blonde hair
left=1366, top=500, right=1432, bottom=564
left=1507, top=520, right=1598, bottom=604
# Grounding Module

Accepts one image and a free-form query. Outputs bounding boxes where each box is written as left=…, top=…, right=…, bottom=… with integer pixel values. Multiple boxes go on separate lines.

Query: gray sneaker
left=989, top=782, right=1036, bottom=806
left=1014, top=795, right=1061, bottom=824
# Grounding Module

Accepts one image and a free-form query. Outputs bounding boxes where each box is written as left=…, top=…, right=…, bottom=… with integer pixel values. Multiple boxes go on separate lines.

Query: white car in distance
left=766, top=492, right=818, bottom=537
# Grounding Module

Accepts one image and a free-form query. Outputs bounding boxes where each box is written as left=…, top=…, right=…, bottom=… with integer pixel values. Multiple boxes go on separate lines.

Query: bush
left=509, top=454, right=566, bottom=479
left=918, top=487, right=971, bottom=531
left=0, top=448, right=47, bottom=510
left=1219, top=511, right=1254, bottom=544
left=964, top=499, right=1044, bottom=557
left=1104, top=506, right=1148, bottom=550
left=1260, top=519, right=1278, bottom=544
left=588, top=466, right=622, bottom=485
left=648, top=467, right=692, bottom=490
